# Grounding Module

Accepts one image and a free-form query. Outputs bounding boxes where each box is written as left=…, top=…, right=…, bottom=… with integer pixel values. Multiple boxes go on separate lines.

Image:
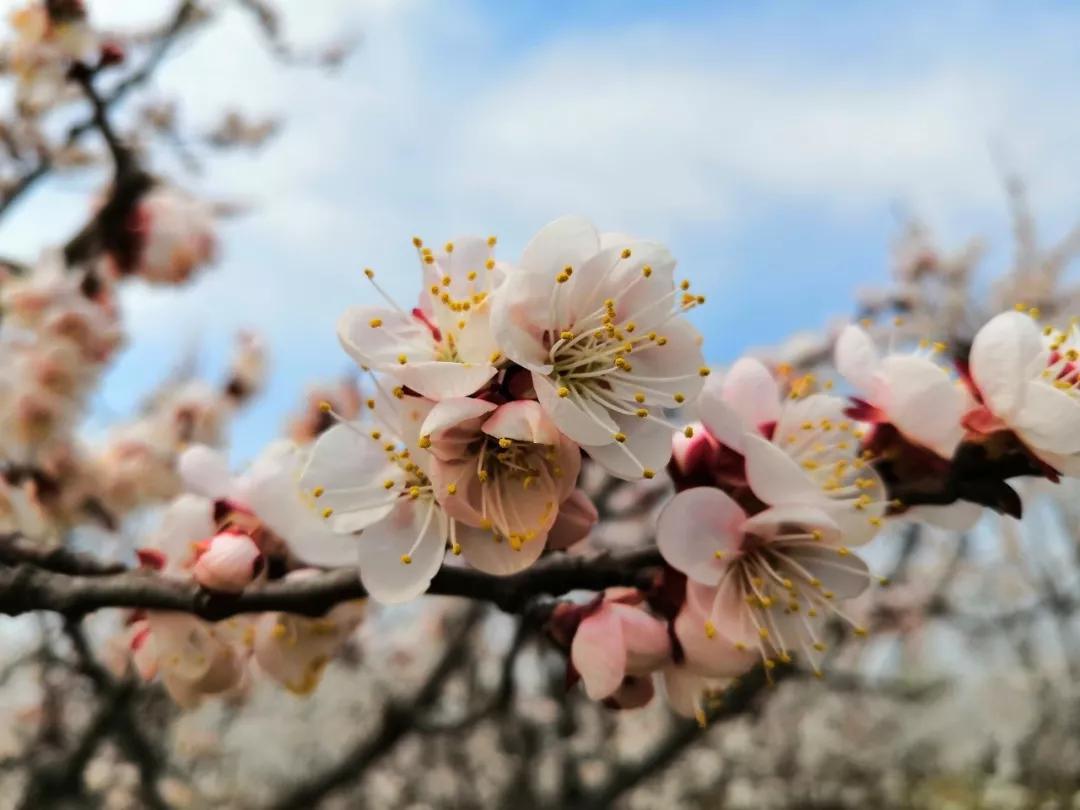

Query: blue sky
left=3, top=0, right=1080, bottom=461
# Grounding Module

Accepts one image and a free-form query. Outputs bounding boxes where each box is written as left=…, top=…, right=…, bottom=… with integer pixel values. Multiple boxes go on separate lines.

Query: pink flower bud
left=547, top=489, right=599, bottom=550
left=193, top=531, right=262, bottom=593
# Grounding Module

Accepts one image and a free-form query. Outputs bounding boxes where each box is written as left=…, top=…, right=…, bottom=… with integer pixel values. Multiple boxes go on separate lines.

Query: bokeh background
left=5, top=0, right=1080, bottom=458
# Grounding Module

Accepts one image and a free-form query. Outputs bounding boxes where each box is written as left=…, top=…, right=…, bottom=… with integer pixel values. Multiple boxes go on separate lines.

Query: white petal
left=878, top=355, right=964, bottom=458
left=742, top=433, right=821, bottom=504
left=533, top=372, right=617, bottom=446
left=391, top=360, right=497, bottom=400
left=970, top=311, right=1043, bottom=420
left=657, top=488, right=745, bottom=585
left=834, top=324, right=881, bottom=395
left=1014, top=381, right=1080, bottom=454
left=178, top=445, right=232, bottom=500
left=697, top=377, right=747, bottom=451
left=301, top=424, right=405, bottom=534
left=742, top=503, right=840, bottom=544
left=421, top=397, right=498, bottom=438
left=722, top=358, right=782, bottom=432
left=520, top=216, right=600, bottom=276
left=582, top=417, right=671, bottom=481
left=337, top=306, right=433, bottom=370
left=786, top=545, right=870, bottom=599
left=358, top=500, right=446, bottom=604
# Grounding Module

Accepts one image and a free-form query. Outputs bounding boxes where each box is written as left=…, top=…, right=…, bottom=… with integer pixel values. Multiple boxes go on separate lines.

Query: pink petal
left=611, top=603, right=671, bottom=673
left=456, top=523, right=547, bottom=576
left=481, top=400, right=560, bottom=445
left=193, top=532, right=262, bottom=593
left=571, top=603, right=627, bottom=700
left=547, top=489, right=599, bottom=550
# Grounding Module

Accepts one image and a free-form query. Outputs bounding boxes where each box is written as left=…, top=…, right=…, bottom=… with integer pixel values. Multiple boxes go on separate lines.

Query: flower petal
left=178, top=445, right=233, bottom=501
left=834, top=324, right=881, bottom=395
left=392, top=360, right=497, bottom=401
left=970, top=311, right=1043, bottom=420
left=742, top=433, right=821, bottom=504
left=533, top=372, right=617, bottom=446
left=357, top=499, right=446, bottom=604
left=520, top=216, right=600, bottom=276
left=722, top=358, right=781, bottom=433
left=481, top=399, right=560, bottom=445
left=571, top=603, right=626, bottom=700
left=657, top=488, right=746, bottom=585
left=456, top=523, right=547, bottom=575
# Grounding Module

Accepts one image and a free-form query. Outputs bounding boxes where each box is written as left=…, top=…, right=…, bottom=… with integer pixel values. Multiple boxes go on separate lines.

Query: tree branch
left=0, top=548, right=664, bottom=619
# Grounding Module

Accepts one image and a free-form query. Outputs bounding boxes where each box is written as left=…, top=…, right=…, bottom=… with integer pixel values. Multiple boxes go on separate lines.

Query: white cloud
left=6, top=0, right=1080, bottom=454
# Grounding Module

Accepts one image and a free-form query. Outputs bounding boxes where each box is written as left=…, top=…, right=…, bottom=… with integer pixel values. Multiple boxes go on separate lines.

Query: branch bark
left=0, top=548, right=664, bottom=619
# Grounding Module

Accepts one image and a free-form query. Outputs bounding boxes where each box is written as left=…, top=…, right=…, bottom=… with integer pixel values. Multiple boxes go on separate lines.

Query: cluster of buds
left=121, top=440, right=362, bottom=705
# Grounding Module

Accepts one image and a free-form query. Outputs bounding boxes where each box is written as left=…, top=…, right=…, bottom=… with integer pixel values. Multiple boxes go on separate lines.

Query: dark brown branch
left=0, top=548, right=664, bottom=619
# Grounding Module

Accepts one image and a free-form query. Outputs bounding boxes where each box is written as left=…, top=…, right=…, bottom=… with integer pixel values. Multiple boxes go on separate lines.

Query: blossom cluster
left=270, top=217, right=1077, bottom=719
left=300, top=216, right=707, bottom=599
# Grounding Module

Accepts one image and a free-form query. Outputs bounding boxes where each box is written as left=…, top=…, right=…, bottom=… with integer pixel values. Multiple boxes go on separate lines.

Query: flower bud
left=193, top=531, right=262, bottom=593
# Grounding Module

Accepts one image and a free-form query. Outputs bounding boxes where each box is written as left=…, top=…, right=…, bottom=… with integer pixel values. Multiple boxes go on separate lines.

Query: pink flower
left=658, top=487, right=871, bottom=674
left=336, top=237, right=503, bottom=400
left=965, top=311, right=1080, bottom=477
left=490, top=216, right=706, bottom=480
left=569, top=589, right=671, bottom=701
left=192, top=531, right=263, bottom=593
left=421, top=398, right=581, bottom=574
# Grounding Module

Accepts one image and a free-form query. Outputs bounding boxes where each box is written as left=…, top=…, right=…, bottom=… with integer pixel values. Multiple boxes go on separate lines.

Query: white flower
left=659, top=487, right=871, bottom=675
left=834, top=323, right=982, bottom=530
left=300, top=391, right=456, bottom=603
left=336, top=236, right=503, bottom=400
left=967, top=311, right=1080, bottom=477
left=490, top=216, right=706, bottom=480
left=697, top=358, right=888, bottom=545
left=834, top=323, right=967, bottom=460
